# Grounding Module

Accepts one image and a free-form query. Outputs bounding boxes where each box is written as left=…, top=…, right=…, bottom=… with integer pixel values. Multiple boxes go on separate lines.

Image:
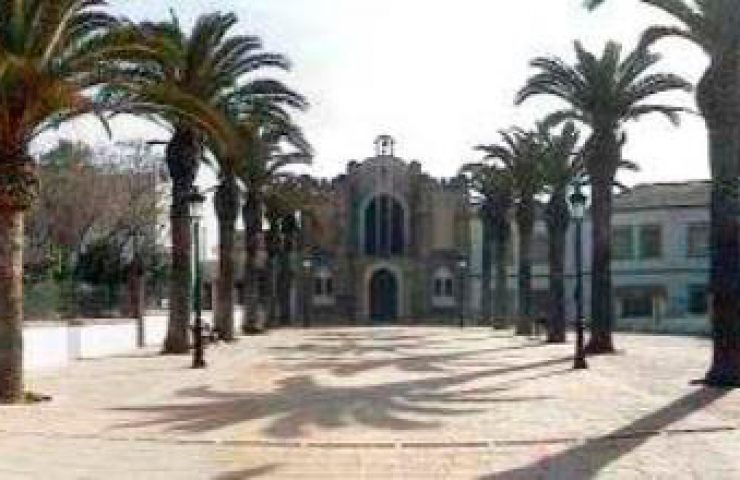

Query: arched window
left=365, top=195, right=405, bottom=256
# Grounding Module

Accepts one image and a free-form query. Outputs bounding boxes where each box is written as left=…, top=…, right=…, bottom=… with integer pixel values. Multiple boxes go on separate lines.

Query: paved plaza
left=1, top=327, right=740, bottom=479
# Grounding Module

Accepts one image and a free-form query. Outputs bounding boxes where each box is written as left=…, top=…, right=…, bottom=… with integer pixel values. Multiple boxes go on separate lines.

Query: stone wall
left=24, top=310, right=238, bottom=371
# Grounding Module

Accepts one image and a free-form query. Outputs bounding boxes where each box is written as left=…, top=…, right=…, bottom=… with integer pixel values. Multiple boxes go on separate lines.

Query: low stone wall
left=24, top=311, right=239, bottom=372
left=143, top=314, right=168, bottom=347
left=24, top=322, right=71, bottom=371
left=68, top=319, right=139, bottom=360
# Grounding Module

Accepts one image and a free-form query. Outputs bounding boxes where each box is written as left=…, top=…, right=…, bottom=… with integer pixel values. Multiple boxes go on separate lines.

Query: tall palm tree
left=490, top=178, right=515, bottom=325
left=108, top=12, right=289, bottom=353
left=476, top=128, right=545, bottom=335
left=0, top=0, right=145, bottom=402
left=461, top=163, right=514, bottom=325
left=516, top=41, right=691, bottom=353
left=586, top=0, right=740, bottom=393
left=208, top=66, right=306, bottom=343
left=237, top=119, right=312, bottom=334
left=539, top=123, right=581, bottom=343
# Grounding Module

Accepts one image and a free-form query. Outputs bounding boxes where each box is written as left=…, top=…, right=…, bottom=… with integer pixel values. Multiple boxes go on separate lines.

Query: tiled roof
left=613, top=181, right=710, bottom=211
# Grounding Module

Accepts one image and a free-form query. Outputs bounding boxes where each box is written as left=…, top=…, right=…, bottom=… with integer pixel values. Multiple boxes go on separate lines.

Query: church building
left=301, top=135, right=471, bottom=324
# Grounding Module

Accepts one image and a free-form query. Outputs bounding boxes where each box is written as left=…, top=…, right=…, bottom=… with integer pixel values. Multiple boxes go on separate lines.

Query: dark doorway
left=369, top=269, right=399, bottom=323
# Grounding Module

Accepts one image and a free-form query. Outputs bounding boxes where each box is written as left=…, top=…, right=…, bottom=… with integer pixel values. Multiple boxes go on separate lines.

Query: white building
left=471, top=181, right=713, bottom=334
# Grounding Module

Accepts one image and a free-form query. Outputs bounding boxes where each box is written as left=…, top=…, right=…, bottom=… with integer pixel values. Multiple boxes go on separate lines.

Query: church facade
left=301, top=135, right=471, bottom=324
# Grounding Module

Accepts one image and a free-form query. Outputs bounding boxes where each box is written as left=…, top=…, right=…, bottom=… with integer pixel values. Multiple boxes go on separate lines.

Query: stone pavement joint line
left=0, top=424, right=736, bottom=450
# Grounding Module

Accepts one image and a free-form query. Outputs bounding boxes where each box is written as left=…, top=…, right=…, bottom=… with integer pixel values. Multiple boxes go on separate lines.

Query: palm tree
left=237, top=119, right=312, bottom=334
left=109, top=12, right=289, bottom=353
left=207, top=64, right=306, bottom=343
left=586, top=0, right=740, bottom=394
left=0, top=0, right=145, bottom=402
left=516, top=41, right=691, bottom=353
left=539, top=123, right=581, bottom=343
left=476, top=129, right=545, bottom=335
left=461, top=163, right=514, bottom=325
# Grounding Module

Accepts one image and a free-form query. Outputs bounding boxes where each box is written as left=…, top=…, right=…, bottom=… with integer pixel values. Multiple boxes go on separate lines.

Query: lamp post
left=570, top=184, right=588, bottom=370
left=302, top=256, right=313, bottom=328
left=188, top=191, right=207, bottom=369
left=457, top=256, right=469, bottom=328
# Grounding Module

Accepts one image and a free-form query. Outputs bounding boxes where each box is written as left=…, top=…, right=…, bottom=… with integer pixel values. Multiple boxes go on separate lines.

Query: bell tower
left=374, top=135, right=395, bottom=157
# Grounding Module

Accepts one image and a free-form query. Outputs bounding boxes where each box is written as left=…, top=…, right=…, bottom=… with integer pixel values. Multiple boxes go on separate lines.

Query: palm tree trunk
left=163, top=127, right=200, bottom=354
left=266, top=254, right=277, bottom=329
left=277, top=251, right=291, bottom=325
left=698, top=57, right=740, bottom=387
left=481, top=217, right=493, bottom=322
left=493, top=226, right=510, bottom=322
left=515, top=203, right=534, bottom=336
left=586, top=174, right=615, bottom=354
left=241, top=194, right=262, bottom=334
left=546, top=197, right=568, bottom=344
left=264, top=220, right=281, bottom=330
left=0, top=159, right=37, bottom=402
left=279, top=219, right=298, bottom=326
left=164, top=202, right=192, bottom=353
left=0, top=208, right=24, bottom=403
left=704, top=126, right=740, bottom=386
left=242, top=244, right=259, bottom=334
left=214, top=177, right=239, bottom=341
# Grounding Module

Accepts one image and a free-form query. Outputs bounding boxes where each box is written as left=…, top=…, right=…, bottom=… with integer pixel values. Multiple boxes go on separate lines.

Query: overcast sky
left=54, top=0, right=710, bottom=186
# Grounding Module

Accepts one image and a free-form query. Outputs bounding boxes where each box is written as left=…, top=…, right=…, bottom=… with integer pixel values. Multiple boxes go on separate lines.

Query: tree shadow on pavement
left=481, top=386, right=731, bottom=479
left=112, top=356, right=571, bottom=439
left=273, top=329, right=541, bottom=359
left=267, top=338, right=453, bottom=357
left=281, top=344, right=550, bottom=377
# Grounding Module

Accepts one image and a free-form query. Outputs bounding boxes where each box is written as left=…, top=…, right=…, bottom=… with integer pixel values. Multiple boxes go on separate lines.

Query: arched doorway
left=369, top=269, right=398, bottom=323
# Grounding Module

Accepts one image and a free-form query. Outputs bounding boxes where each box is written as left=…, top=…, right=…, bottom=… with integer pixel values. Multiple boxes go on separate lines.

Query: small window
left=639, top=225, right=662, bottom=259
left=687, top=223, right=709, bottom=257
left=326, top=278, right=334, bottom=296
left=622, top=292, right=653, bottom=318
left=432, top=267, right=455, bottom=299
left=612, top=226, right=634, bottom=261
left=688, top=285, right=708, bottom=315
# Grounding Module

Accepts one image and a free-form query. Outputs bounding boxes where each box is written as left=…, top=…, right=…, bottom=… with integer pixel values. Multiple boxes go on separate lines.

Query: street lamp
left=457, top=256, right=469, bottom=328
left=570, top=183, right=588, bottom=370
left=302, top=256, right=313, bottom=328
left=188, top=191, right=207, bottom=369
